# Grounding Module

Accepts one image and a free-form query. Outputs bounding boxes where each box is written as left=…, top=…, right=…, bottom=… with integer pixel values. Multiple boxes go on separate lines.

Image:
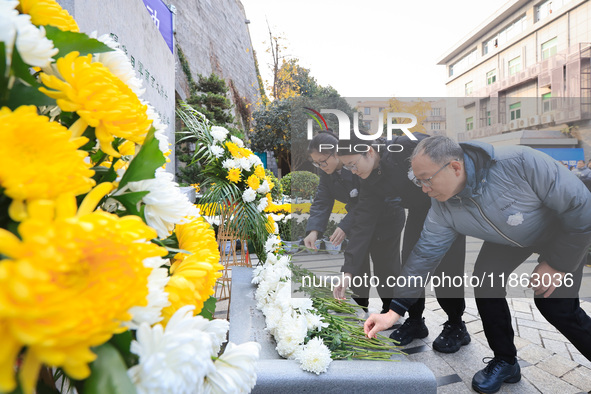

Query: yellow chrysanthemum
left=99, top=140, right=136, bottom=172
left=254, top=165, right=266, bottom=179
left=225, top=141, right=242, bottom=158
left=265, top=175, right=275, bottom=191
left=161, top=216, right=222, bottom=325
left=18, top=0, right=79, bottom=32
left=39, top=52, right=152, bottom=157
left=226, top=168, right=242, bottom=183
left=247, top=174, right=260, bottom=190
left=239, top=147, right=253, bottom=158
left=0, top=106, right=95, bottom=221
left=266, top=214, right=277, bottom=234
left=0, top=195, right=167, bottom=393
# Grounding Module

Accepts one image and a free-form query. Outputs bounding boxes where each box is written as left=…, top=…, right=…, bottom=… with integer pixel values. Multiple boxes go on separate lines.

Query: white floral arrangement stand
left=228, top=267, right=438, bottom=393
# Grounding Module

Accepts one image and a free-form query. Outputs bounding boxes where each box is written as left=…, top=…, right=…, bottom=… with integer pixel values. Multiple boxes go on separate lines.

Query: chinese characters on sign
left=141, top=0, right=173, bottom=53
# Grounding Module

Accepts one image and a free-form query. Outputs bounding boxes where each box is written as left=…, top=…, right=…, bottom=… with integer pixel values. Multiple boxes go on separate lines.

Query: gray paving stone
left=511, top=299, right=533, bottom=313
left=516, top=318, right=557, bottom=332
left=514, top=311, right=534, bottom=320
left=438, top=339, right=494, bottom=385
left=466, top=319, right=484, bottom=333
left=531, top=308, right=547, bottom=323
left=539, top=329, right=568, bottom=342
left=517, top=326, right=542, bottom=346
left=462, top=312, right=479, bottom=323
left=406, top=349, right=456, bottom=378
left=521, top=365, right=580, bottom=393
left=514, top=335, right=532, bottom=350
left=536, top=354, right=579, bottom=377
left=541, top=338, right=572, bottom=359
left=561, top=366, right=591, bottom=391
left=436, top=381, right=472, bottom=394
left=518, top=344, right=554, bottom=364
left=568, top=348, right=591, bottom=370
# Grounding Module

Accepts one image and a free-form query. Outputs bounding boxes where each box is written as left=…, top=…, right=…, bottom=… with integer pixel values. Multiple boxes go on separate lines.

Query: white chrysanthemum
left=211, top=126, right=229, bottom=142
left=305, top=313, right=329, bottom=332
left=124, top=169, right=199, bottom=238
left=251, top=265, right=266, bottom=284
left=126, top=257, right=171, bottom=329
left=248, top=154, right=262, bottom=167
left=296, top=337, right=332, bottom=375
left=145, top=103, right=170, bottom=154
left=128, top=305, right=216, bottom=394
left=242, top=188, right=256, bottom=203
left=275, top=314, right=308, bottom=358
left=276, top=340, right=303, bottom=360
left=265, top=236, right=281, bottom=253
left=211, top=145, right=224, bottom=158
left=238, top=157, right=252, bottom=171
left=282, top=214, right=292, bottom=222
left=257, top=180, right=270, bottom=194
left=0, top=2, right=57, bottom=68
left=203, top=342, right=260, bottom=394
left=230, top=135, right=244, bottom=147
left=191, top=317, right=230, bottom=355
left=257, top=197, right=268, bottom=212
left=222, top=158, right=237, bottom=169
left=92, top=33, right=145, bottom=97
left=291, top=298, right=313, bottom=313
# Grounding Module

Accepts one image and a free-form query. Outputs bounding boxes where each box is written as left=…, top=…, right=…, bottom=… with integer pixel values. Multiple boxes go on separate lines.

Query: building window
left=508, top=56, right=521, bottom=76
left=510, top=102, right=521, bottom=120
left=542, top=93, right=552, bottom=112
left=431, top=108, right=441, bottom=116
left=486, top=69, right=497, bottom=85
left=431, top=122, right=441, bottom=130
left=465, top=81, right=474, bottom=96
left=364, top=107, right=371, bottom=115
left=363, top=120, right=371, bottom=129
left=482, top=15, right=527, bottom=55
left=449, top=49, right=477, bottom=78
left=487, top=111, right=492, bottom=126
left=378, top=107, right=385, bottom=112
left=541, top=37, right=557, bottom=60
left=465, top=117, right=474, bottom=131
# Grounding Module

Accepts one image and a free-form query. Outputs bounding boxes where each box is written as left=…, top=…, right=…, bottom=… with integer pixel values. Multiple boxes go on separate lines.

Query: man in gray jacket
left=364, top=136, right=591, bottom=393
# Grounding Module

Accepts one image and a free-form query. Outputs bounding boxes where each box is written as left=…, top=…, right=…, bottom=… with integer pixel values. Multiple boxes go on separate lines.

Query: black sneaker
left=472, top=357, right=521, bottom=393
left=432, top=321, right=471, bottom=353
left=389, top=317, right=429, bottom=345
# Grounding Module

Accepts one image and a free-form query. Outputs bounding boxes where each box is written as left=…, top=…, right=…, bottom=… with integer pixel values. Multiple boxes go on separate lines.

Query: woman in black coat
left=303, top=131, right=405, bottom=313
left=335, top=133, right=469, bottom=353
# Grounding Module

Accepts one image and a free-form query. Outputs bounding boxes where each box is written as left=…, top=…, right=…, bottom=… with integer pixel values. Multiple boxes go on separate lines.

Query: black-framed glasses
left=342, top=156, right=362, bottom=171
left=311, top=153, right=334, bottom=168
left=411, top=162, right=451, bottom=187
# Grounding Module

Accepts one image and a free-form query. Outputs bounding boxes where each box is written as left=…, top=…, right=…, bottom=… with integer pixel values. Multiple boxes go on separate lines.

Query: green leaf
left=84, top=343, right=136, bottom=394
left=111, top=191, right=149, bottom=216
left=45, top=26, right=114, bottom=59
left=5, top=80, right=56, bottom=109
left=109, top=332, right=138, bottom=369
left=0, top=42, right=8, bottom=98
left=118, top=127, right=166, bottom=189
left=198, top=296, right=217, bottom=320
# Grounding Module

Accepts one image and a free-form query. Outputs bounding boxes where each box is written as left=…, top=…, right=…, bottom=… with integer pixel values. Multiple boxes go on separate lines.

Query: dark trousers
left=352, top=208, right=405, bottom=312
left=472, top=242, right=591, bottom=363
left=403, top=206, right=467, bottom=322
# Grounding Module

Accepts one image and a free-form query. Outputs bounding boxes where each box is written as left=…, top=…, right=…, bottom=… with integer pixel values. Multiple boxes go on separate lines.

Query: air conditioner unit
left=501, top=124, right=509, bottom=132
left=519, top=71, right=528, bottom=80
left=554, top=111, right=567, bottom=123
left=541, top=114, right=554, bottom=124
left=510, top=75, right=517, bottom=85
left=509, top=120, right=519, bottom=130
left=528, top=115, right=540, bottom=126
left=518, top=118, right=529, bottom=128
left=569, top=109, right=581, bottom=120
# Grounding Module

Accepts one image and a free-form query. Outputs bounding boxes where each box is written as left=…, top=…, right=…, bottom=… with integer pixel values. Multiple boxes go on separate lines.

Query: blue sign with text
left=142, top=0, right=173, bottom=53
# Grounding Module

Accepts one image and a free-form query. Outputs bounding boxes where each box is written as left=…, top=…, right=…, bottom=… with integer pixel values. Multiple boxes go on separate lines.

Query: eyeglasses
left=411, top=162, right=451, bottom=188
left=311, top=153, right=334, bottom=168
left=342, top=156, right=363, bottom=171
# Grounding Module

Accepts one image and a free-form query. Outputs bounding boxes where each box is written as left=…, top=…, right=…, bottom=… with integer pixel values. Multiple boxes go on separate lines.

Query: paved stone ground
left=217, top=237, right=591, bottom=393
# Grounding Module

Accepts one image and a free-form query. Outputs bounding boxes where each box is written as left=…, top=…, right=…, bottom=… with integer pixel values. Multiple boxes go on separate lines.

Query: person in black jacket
left=335, top=133, right=469, bottom=353
left=304, top=131, right=405, bottom=313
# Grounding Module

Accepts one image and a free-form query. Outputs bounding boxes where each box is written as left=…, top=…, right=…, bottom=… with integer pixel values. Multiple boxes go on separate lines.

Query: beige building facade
left=438, top=0, right=591, bottom=160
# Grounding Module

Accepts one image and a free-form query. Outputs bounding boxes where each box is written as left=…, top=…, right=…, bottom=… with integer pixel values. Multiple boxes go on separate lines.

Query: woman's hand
left=329, top=227, right=346, bottom=246
left=364, top=310, right=400, bottom=339
left=304, top=231, right=319, bottom=250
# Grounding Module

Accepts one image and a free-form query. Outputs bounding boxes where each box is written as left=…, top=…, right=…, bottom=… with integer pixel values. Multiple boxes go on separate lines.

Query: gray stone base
left=229, top=266, right=436, bottom=393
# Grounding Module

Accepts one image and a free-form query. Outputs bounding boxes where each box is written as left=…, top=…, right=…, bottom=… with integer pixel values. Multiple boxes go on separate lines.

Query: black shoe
left=389, top=317, right=428, bottom=345
left=472, top=357, right=521, bottom=394
left=432, top=321, right=471, bottom=353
